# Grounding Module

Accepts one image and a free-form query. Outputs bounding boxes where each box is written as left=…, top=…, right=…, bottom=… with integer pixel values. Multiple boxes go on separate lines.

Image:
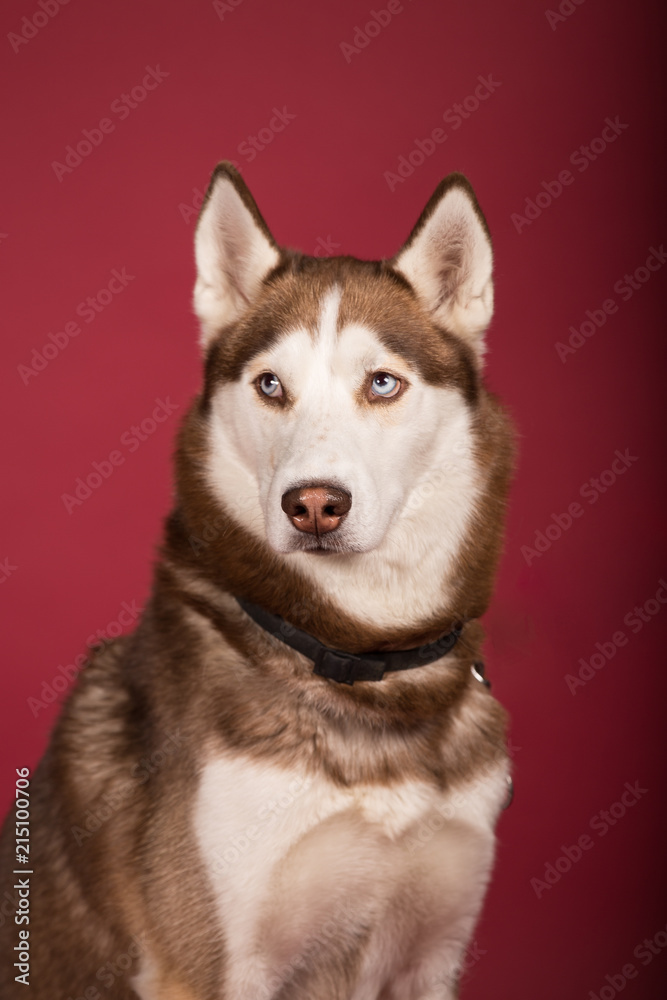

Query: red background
left=1, top=1, right=666, bottom=996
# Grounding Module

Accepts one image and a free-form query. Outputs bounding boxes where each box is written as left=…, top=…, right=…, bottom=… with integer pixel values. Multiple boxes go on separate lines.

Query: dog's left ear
left=392, top=173, right=493, bottom=357
left=193, top=162, right=281, bottom=348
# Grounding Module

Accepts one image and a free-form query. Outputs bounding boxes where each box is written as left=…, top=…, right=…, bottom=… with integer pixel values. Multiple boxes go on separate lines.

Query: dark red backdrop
left=1, top=1, right=666, bottom=996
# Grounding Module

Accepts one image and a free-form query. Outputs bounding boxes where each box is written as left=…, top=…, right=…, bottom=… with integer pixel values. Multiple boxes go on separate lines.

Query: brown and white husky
left=0, top=163, right=515, bottom=999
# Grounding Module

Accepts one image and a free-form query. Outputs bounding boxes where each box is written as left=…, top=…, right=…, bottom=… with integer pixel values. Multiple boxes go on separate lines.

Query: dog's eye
left=370, top=372, right=401, bottom=399
left=258, top=372, right=283, bottom=397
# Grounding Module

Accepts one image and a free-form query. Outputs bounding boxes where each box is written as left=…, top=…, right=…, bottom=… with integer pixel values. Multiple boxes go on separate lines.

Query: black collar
left=236, top=597, right=463, bottom=685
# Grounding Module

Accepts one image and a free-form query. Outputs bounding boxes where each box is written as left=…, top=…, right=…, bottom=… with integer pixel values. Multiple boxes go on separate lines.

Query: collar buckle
left=313, top=648, right=385, bottom=685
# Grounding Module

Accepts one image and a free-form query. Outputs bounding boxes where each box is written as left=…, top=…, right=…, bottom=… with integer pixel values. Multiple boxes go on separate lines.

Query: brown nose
left=281, top=485, right=352, bottom=535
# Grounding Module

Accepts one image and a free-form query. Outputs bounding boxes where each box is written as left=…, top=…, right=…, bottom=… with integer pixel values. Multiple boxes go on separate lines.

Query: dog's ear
left=392, top=173, right=493, bottom=357
left=193, top=162, right=281, bottom=347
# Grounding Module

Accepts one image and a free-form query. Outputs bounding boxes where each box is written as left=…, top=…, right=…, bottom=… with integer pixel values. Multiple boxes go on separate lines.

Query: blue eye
left=258, top=373, right=283, bottom=397
left=370, top=372, right=400, bottom=398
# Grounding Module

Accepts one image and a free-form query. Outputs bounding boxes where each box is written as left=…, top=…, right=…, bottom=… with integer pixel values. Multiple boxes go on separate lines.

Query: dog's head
left=173, top=164, right=512, bottom=639
left=193, top=163, right=495, bottom=547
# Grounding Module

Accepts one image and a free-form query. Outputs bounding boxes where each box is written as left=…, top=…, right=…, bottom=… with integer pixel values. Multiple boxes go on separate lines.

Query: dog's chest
left=193, top=752, right=506, bottom=998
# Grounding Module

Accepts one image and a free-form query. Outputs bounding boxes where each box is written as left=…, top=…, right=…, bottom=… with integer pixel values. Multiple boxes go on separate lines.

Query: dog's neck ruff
left=236, top=597, right=464, bottom=686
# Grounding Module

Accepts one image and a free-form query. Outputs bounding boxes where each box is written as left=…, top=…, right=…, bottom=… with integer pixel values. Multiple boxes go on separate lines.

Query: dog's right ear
left=193, top=162, right=281, bottom=348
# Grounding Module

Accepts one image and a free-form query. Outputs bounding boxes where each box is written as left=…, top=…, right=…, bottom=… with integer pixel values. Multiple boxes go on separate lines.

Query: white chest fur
left=193, top=752, right=508, bottom=999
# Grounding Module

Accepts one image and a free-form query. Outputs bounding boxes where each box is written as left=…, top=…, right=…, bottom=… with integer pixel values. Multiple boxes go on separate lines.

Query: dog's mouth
left=280, top=530, right=367, bottom=557
left=292, top=536, right=348, bottom=555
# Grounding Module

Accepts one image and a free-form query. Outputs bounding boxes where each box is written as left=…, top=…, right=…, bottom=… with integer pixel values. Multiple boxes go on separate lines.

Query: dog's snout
left=281, top=485, right=352, bottom=535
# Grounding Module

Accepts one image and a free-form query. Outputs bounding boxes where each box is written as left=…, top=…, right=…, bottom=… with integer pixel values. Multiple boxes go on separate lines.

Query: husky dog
left=0, top=164, right=514, bottom=999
